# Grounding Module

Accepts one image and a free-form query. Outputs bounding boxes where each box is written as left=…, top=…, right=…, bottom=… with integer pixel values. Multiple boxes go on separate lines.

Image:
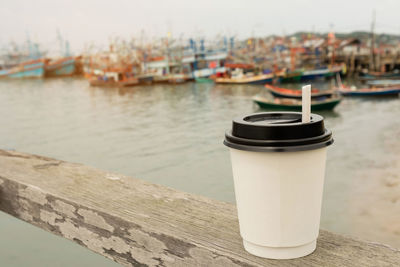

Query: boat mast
left=166, top=32, right=171, bottom=75
left=369, top=9, right=376, bottom=71
left=57, top=29, right=63, bottom=57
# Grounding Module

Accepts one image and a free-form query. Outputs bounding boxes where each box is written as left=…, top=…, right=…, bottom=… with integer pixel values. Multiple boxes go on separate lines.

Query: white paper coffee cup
left=224, top=112, right=333, bottom=259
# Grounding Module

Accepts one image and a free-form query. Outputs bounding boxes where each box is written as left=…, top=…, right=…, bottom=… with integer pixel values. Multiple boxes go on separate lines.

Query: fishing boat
left=281, top=65, right=343, bottom=83
left=88, top=70, right=139, bottom=87
left=253, top=95, right=342, bottom=111
left=0, top=58, right=46, bottom=78
left=335, top=74, right=400, bottom=96
left=265, top=85, right=334, bottom=99
left=215, top=63, right=274, bottom=84
left=45, top=56, right=76, bottom=77
left=191, top=50, right=227, bottom=81
left=144, top=56, right=190, bottom=84
left=216, top=73, right=274, bottom=84
left=144, top=57, right=170, bottom=83
left=0, top=37, right=47, bottom=78
left=359, top=71, right=400, bottom=81
left=45, top=32, right=76, bottom=77
left=136, top=73, right=154, bottom=85
left=337, top=85, right=400, bottom=96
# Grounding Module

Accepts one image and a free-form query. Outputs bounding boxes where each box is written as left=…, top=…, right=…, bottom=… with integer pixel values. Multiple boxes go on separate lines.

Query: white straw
left=302, top=85, right=311, bottom=123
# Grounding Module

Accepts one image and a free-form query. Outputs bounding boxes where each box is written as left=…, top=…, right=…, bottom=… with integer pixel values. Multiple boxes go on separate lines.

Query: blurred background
left=1, top=0, right=399, bottom=266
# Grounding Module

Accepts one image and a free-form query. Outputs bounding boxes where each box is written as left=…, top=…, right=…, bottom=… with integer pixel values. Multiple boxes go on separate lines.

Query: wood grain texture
left=0, top=149, right=399, bottom=266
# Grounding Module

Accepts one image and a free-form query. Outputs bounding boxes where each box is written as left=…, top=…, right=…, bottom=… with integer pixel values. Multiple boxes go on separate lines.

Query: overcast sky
left=1, top=0, right=399, bottom=52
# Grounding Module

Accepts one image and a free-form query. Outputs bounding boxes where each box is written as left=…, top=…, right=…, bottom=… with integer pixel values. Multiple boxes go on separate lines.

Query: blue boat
left=338, top=86, right=400, bottom=96
left=0, top=59, right=46, bottom=78
left=359, top=71, right=400, bottom=81
left=45, top=57, right=76, bottom=77
left=282, top=65, right=344, bottom=82
left=0, top=37, right=47, bottom=78
left=45, top=33, right=77, bottom=77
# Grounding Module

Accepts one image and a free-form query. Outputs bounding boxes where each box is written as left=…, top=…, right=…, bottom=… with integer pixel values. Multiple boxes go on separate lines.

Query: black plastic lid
left=224, top=112, right=333, bottom=152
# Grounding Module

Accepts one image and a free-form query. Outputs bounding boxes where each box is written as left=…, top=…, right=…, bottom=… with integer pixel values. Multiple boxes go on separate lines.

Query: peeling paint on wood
left=78, top=208, right=115, bottom=232
left=0, top=149, right=399, bottom=267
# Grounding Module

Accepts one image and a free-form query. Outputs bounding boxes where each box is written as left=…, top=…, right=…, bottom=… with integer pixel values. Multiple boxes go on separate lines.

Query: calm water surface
left=0, top=78, right=399, bottom=266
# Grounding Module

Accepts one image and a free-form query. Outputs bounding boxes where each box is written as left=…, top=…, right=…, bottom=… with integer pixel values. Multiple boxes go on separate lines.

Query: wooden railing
left=0, top=149, right=399, bottom=266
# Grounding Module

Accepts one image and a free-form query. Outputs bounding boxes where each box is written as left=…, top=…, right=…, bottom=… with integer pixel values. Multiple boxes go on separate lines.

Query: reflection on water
left=0, top=77, right=400, bottom=265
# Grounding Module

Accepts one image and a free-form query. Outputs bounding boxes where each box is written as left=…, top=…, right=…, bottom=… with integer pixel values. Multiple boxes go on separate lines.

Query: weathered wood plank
left=0, top=149, right=399, bottom=266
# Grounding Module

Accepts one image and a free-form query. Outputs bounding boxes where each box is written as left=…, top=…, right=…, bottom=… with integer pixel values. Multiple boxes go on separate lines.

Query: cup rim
left=224, top=137, right=333, bottom=152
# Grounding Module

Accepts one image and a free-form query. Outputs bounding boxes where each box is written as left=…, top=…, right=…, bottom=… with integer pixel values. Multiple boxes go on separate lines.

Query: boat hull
left=8, top=67, right=45, bottom=78
left=269, top=90, right=333, bottom=99
left=0, top=60, right=46, bottom=78
left=253, top=97, right=341, bottom=111
left=46, top=58, right=76, bottom=77
left=281, top=67, right=341, bottom=83
left=138, top=76, right=154, bottom=85
left=153, top=75, right=170, bottom=83
left=359, top=72, right=400, bottom=81
left=215, top=75, right=273, bottom=85
left=195, top=77, right=214, bottom=83
left=339, top=88, right=400, bottom=96
left=266, top=85, right=334, bottom=99
left=281, top=73, right=328, bottom=83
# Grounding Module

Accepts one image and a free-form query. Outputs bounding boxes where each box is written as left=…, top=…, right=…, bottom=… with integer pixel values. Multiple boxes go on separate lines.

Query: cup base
left=243, top=239, right=316, bottom=259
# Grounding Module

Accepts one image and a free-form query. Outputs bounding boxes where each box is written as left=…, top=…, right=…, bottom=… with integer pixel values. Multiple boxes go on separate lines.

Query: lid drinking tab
left=243, top=113, right=302, bottom=125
